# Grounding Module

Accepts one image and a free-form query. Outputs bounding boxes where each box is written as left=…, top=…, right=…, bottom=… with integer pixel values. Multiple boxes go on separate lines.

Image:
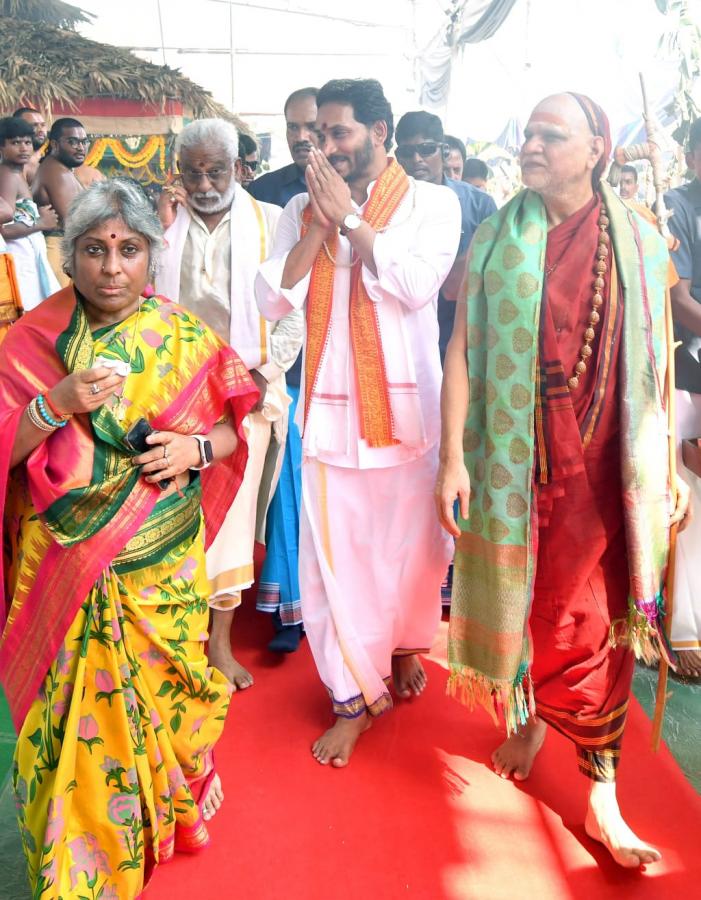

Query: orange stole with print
left=301, top=159, right=409, bottom=447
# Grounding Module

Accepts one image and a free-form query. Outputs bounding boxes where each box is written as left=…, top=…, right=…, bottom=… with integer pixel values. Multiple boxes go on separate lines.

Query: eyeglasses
left=181, top=168, right=231, bottom=185
left=241, top=159, right=260, bottom=173
left=395, top=141, right=447, bottom=162
left=62, top=137, right=90, bottom=148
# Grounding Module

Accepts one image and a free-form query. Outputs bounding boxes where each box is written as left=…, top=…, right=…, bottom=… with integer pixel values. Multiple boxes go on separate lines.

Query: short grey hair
left=62, top=178, right=163, bottom=278
left=174, top=118, right=239, bottom=164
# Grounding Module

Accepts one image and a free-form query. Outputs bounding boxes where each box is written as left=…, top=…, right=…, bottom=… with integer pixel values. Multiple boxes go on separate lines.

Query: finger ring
left=90, top=383, right=100, bottom=395
left=162, top=445, right=167, bottom=459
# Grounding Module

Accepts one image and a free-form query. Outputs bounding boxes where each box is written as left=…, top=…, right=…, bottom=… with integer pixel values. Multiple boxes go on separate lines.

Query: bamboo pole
left=635, top=73, right=678, bottom=752
left=651, top=288, right=678, bottom=752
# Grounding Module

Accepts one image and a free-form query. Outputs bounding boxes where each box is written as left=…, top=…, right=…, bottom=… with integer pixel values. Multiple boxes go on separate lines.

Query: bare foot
left=676, top=649, right=701, bottom=680
left=208, top=643, right=254, bottom=691
left=392, top=655, right=427, bottom=699
left=201, top=773, right=224, bottom=821
left=311, top=714, right=371, bottom=767
left=491, top=716, right=546, bottom=780
left=585, top=781, right=661, bottom=867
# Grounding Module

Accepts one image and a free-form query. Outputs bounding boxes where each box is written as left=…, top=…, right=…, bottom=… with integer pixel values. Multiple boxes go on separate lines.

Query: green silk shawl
left=448, top=182, right=672, bottom=733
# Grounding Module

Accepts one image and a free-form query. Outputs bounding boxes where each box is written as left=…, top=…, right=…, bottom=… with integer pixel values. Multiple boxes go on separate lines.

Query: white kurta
left=156, top=187, right=304, bottom=606
left=256, top=181, right=460, bottom=468
left=255, top=176, right=460, bottom=715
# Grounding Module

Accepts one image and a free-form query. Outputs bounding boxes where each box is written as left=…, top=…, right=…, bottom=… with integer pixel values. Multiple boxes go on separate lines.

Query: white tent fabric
left=418, top=0, right=518, bottom=107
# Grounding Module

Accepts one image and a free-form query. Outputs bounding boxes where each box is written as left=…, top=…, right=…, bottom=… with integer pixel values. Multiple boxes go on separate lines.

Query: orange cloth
left=302, top=159, right=409, bottom=447
left=0, top=251, right=22, bottom=345
left=625, top=200, right=679, bottom=285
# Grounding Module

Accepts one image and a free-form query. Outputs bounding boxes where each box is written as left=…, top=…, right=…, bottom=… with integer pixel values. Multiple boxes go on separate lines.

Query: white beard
left=188, top=180, right=236, bottom=214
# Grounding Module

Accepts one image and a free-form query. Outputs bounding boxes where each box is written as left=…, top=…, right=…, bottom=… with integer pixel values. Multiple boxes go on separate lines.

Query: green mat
left=632, top=665, right=701, bottom=793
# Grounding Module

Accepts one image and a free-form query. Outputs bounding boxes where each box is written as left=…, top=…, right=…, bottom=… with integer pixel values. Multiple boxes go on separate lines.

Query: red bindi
left=110, top=233, right=116, bottom=239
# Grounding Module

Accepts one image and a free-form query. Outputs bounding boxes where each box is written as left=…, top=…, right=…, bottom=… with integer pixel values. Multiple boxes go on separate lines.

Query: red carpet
left=147, top=587, right=701, bottom=899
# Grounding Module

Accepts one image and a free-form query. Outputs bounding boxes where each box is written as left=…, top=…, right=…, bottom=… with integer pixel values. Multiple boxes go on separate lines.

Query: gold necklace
left=567, top=205, right=609, bottom=391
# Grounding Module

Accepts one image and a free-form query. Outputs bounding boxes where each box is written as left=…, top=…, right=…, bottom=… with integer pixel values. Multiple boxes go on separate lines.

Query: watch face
left=203, top=440, right=214, bottom=464
left=344, top=213, right=362, bottom=230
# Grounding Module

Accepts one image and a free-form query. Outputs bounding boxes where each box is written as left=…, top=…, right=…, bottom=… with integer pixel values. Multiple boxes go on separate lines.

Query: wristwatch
left=341, top=212, right=362, bottom=234
left=191, top=434, right=214, bottom=470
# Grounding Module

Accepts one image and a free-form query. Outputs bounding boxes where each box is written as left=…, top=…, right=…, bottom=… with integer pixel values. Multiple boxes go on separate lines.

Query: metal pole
left=229, top=1, right=236, bottom=111
left=156, top=0, right=167, bottom=67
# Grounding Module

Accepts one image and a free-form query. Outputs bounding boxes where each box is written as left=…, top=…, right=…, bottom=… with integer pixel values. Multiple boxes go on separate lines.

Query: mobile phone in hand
left=124, top=417, right=173, bottom=491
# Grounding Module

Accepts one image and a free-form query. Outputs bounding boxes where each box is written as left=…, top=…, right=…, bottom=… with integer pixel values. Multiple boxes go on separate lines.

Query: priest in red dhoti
left=436, top=92, right=690, bottom=867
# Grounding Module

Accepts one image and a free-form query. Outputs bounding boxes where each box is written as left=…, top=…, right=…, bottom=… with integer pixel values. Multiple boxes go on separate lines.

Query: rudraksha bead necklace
left=567, top=205, right=609, bottom=390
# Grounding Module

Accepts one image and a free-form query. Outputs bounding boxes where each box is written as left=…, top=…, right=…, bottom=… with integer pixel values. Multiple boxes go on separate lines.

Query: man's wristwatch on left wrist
left=340, top=212, right=362, bottom=236
left=191, top=434, right=214, bottom=470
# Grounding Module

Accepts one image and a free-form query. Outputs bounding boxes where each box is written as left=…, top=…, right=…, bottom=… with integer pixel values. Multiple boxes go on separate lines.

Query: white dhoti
left=207, top=375, right=289, bottom=610
left=300, top=449, right=453, bottom=718
left=6, top=233, right=59, bottom=310
left=672, top=388, right=701, bottom=654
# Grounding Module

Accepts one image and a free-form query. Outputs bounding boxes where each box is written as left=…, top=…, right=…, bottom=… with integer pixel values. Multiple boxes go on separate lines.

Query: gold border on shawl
left=251, top=196, right=269, bottom=366
left=455, top=530, right=528, bottom=566
left=209, top=563, right=255, bottom=595
left=318, top=461, right=335, bottom=571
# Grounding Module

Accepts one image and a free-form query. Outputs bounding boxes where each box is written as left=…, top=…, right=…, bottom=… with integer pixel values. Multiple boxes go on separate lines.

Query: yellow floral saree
left=0, top=287, right=258, bottom=898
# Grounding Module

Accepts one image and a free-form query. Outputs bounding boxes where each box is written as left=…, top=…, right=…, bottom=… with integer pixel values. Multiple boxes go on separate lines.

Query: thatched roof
left=0, top=0, right=92, bottom=29
left=0, top=15, right=243, bottom=126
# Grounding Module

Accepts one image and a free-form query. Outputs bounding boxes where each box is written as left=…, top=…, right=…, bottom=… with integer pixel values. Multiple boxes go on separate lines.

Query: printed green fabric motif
left=449, top=184, right=672, bottom=731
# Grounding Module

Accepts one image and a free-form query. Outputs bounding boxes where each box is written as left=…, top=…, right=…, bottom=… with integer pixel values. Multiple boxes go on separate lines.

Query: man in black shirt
left=248, top=87, right=318, bottom=209
left=394, top=111, right=496, bottom=365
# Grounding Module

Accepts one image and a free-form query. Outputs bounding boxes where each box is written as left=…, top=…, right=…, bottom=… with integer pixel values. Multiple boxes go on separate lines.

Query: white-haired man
left=157, top=118, right=303, bottom=690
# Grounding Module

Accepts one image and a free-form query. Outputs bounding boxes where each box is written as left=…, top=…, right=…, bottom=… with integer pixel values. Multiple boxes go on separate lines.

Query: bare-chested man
left=32, top=117, right=103, bottom=286
left=0, top=117, right=58, bottom=309
left=12, top=107, right=47, bottom=183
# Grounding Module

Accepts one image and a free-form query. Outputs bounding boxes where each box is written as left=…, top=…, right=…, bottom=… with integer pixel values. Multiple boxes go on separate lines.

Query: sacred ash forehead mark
left=525, top=111, right=570, bottom=129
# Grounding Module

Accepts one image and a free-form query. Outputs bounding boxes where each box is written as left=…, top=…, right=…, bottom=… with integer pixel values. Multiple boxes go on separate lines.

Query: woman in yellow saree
left=0, top=179, right=258, bottom=898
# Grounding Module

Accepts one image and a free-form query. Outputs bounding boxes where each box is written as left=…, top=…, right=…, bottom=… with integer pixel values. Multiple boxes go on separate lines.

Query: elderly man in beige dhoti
left=157, top=118, right=303, bottom=689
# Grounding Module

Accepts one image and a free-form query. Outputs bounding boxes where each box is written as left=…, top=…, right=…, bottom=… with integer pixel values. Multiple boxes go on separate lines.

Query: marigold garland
left=85, top=135, right=166, bottom=171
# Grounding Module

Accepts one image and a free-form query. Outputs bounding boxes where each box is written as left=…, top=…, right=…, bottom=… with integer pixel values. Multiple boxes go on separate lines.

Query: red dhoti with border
left=530, top=196, right=633, bottom=782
